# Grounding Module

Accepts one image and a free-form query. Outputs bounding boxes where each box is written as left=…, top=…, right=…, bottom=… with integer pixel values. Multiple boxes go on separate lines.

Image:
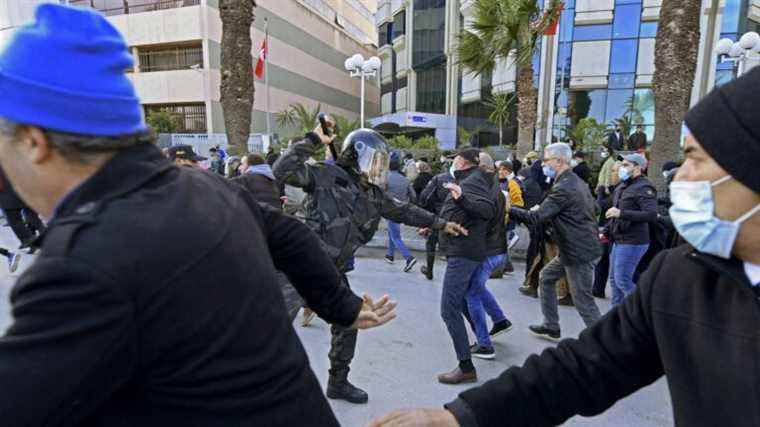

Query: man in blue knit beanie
left=0, top=4, right=395, bottom=426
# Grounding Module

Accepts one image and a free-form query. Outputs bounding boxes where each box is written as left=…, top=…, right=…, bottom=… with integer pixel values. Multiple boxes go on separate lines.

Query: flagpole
left=264, top=18, right=272, bottom=138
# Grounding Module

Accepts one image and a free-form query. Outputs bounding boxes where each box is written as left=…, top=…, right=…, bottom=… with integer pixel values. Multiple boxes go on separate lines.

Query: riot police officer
left=274, top=121, right=466, bottom=404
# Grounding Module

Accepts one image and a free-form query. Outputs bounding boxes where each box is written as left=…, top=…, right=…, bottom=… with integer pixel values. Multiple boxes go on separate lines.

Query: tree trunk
left=651, top=0, right=701, bottom=191
left=220, top=0, right=255, bottom=156
left=515, top=63, right=538, bottom=159
left=499, top=125, right=503, bottom=146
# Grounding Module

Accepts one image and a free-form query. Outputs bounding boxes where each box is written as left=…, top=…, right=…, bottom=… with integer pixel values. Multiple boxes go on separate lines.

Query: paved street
left=0, top=226, right=673, bottom=426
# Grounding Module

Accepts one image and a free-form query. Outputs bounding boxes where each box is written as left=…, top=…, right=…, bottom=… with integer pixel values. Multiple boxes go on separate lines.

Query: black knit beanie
left=684, top=66, right=760, bottom=193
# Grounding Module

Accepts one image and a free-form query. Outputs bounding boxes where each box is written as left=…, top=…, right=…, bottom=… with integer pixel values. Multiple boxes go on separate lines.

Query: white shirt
left=743, top=262, right=760, bottom=287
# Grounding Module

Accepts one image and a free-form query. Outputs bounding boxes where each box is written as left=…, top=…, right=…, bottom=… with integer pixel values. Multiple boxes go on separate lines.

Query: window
left=397, top=77, right=408, bottom=90
left=138, top=44, right=203, bottom=72
left=559, top=8, right=574, bottom=42
left=556, top=42, right=572, bottom=86
left=144, top=103, right=206, bottom=133
left=721, top=0, right=742, bottom=33
left=605, top=89, right=634, bottom=124
left=609, top=39, right=638, bottom=73
left=378, top=22, right=391, bottom=46
left=612, top=4, right=640, bottom=39
left=716, top=33, right=737, bottom=70
left=569, top=90, right=607, bottom=125
left=574, top=24, right=612, bottom=41
left=413, top=0, right=446, bottom=68
left=381, top=82, right=394, bottom=96
left=416, top=61, right=446, bottom=114
left=608, top=73, right=635, bottom=89
left=392, top=11, right=406, bottom=40
left=640, top=21, right=657, bottom=38
left=632, top=88, right=654, bottom=124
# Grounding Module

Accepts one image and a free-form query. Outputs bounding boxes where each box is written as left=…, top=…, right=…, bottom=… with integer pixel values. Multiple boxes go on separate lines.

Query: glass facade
left=553, top=1, right=657, bottom=143
left=416, top=61, right=447, bottom=114
left=412, top=0, right=446, bottom=68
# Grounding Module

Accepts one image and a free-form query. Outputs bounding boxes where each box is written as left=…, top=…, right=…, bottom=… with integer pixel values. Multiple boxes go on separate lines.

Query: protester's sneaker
left=384, top=255, right=394, bottom=264
left=508, top=234, right=520, bottom=249
left=7, top=252, right=20, bottom=273
left=403, top=257, right=417, bottom=273
left=421, top=265, right=433, bottom=281
left=470, top=345, right=496, bottom=360
left=489, top=319, right=513, bottom=338
left=529, top=324, right=561, bottom=342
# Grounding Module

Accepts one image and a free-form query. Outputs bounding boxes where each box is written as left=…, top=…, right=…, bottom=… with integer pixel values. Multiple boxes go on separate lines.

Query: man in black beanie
left=369, top=66, right=760, bottom=427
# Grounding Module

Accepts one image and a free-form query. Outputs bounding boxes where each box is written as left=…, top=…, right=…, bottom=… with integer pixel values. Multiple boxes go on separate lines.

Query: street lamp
left=716, top=31, right=760, bottom=76
left=344, top=54, right=381, bottom=125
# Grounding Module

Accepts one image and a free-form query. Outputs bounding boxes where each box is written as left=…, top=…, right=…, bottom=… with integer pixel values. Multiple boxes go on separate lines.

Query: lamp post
left=716, top=31, right=760, bottom=77
left=344, top=54, right=381, bottom=125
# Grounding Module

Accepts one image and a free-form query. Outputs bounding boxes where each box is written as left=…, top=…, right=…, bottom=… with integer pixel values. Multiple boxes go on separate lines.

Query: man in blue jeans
left=605, top=153, right=658, bottom=306
left=437, top=149, right=496, bottom=384
left=466, top=153, right=512, bottom=359
left=385, top=153, right=418, bottom=272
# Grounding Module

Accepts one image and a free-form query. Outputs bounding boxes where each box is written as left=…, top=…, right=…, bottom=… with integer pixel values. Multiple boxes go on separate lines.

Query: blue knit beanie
left=0, top=4, right=146, bottom=136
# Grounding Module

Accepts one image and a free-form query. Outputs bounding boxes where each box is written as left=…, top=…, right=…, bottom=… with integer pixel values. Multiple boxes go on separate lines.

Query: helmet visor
left=356, top=141, right=390, bottom=188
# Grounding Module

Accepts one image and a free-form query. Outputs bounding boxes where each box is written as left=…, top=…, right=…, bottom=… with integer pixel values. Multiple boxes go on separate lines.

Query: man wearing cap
left=0, top=5, right=397, bottom=426
left=603, top=152, right=657, bottom=306
left=436, top=148, right=496, bottom=384
left=167, top=144, right=207, bottom=167
left=368, top=60, right=760, bottom=427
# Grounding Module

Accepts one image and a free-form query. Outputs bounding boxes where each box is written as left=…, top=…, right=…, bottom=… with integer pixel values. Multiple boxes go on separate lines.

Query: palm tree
left=457, top=0, right=563, bottom=158
left=484, top=92, right=514, bottom=146
left=220, top=0, right=256, bottom=155
left=332, top=114, right=362, bottom=140
left=651, top=0, right=701, bottom=191
left=275, top=103, right=322, bottom=135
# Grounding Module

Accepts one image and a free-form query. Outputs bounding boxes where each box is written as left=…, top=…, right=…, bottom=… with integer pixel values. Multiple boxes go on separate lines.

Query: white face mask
left=570, top=159, right=579, bottom=167
left=449, top=164, right=456, bottom=178
left=669, top=175, right=760, bottom=259
left=507, top=173, right=515, bottom=181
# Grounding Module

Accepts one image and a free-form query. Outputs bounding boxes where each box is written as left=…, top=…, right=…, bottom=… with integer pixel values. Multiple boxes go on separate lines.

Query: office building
left=370, top=0, right=760, bottom=150
left=1, top=0, right=380, bottom=138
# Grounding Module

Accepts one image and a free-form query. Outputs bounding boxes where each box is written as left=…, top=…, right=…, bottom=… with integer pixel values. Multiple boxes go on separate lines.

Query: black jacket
left=439, top=167, right=496, bottom=262
left=572, top=161, right=591, bottom=183
left=0, top=143, right=361, bottom=426
left=510, top=169, right=601, bottom=265
left=607, top=131, right=625, bottom=151
left=447, top=245, right=760, bottom=427
left=232, top=172, right=282, bottom=209
left=608, top=175, right=657, bottom=245
left=486, top=178, right=508, bottom=257
left=273, top=133, right=445, bottom=271
left=420, top=171, right=455, bottom=214
left=412, top=171, right=433, bottom=203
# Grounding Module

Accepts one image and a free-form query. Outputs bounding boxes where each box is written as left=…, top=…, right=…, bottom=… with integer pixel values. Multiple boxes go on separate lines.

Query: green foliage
left=332, top=114, right=362, bottom=141
left=275, top=103, right=321, bottom=134
left=485, top=92, right=515, bottom=145
left=146, top=110, right=176, bottom=134
left=387, top=135, right=414, bottom=150
left=414, top=135, right=440, bottom=150
left=457, top=0, right=564, bottom=74
left=458, top=127, right=473, bottom=146
left=568, top=118, right=608, bottom=155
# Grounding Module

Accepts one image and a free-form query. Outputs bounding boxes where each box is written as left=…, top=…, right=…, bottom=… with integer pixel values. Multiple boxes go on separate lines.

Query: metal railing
left=70, top=0, right=200, bottom=17
left=145, top=104, right=207, bottom=133
left=138, top=46, right=203, bottom=72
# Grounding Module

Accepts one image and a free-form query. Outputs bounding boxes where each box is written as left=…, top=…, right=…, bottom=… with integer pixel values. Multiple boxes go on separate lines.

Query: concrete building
left=0, top=0, right=380, bottom=139
left=370, top=0, right=760, bottom=150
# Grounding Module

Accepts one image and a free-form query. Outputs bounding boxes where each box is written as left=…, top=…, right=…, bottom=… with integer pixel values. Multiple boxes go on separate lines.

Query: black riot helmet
left=338, top=128, right=391, bottom=188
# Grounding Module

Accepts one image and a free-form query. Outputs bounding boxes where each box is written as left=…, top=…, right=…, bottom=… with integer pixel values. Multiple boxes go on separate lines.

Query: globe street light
left=345, top=54, right=381, bottom=125
left=716, top=31, right=760, bottom=76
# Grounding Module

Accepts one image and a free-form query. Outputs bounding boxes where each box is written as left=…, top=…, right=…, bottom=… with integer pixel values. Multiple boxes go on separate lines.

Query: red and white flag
left=254, top=38, right=267, bottom=79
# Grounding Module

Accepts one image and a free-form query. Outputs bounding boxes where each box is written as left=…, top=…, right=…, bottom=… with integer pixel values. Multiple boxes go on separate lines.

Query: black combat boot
left=326, top=370, right=368, bottom=404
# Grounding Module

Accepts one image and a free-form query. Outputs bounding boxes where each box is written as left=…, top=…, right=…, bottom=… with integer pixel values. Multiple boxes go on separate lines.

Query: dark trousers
left=524, top=226, right=542, bottom=281
left=441, top=257, right=481, bottom=362
left=593, top=242, right=612, bottom=296
left=3, top=209, right=35, bottom=244
left=329, top=274, right=357, bottom=380
left=425, top=230, right=440, bottom=276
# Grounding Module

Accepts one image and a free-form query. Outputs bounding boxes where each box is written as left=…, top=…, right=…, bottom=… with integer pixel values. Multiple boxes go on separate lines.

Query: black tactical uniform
left=274, top=131, right=447, bottom=403
left=419, top=171, right=455, bottom=279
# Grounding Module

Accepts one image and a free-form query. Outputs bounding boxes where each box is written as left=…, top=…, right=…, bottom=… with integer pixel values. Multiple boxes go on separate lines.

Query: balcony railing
left=138, top=46, right=203, bottom=72
left=70, top=0, right=200, bottom=17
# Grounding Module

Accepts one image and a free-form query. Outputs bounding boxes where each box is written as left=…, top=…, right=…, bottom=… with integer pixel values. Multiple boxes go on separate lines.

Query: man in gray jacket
left=385, top=152, right=418, bottom=271
left=510, top=143, right=602, bottom=341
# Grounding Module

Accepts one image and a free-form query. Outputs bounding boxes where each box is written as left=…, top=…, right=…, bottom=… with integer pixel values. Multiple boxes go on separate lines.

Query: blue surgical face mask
left=618, top=167, right=631, bottom=182
left=542, top=165, right=556, bottom=179
left=669, top=176, right=760, bottom=259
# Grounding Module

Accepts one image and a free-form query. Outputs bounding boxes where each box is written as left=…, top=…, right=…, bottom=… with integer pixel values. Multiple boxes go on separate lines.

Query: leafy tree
left=146, top=110, right=176, bottom=134
left=485, top=92, right=515, bottom=146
